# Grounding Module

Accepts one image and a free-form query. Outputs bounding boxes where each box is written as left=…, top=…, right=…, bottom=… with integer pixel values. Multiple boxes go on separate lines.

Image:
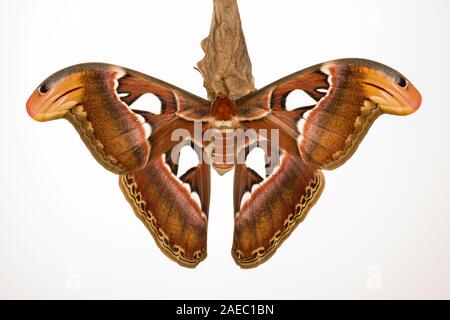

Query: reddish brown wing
left=120, top=152, right=210, bottom=268
left=233, top=151, right=324, bottom=268
left=237, top=58, right=422, bottom=169
left=27, top=63, right=212, bottom=267
left=26, top=63, right=210, bottom=174
left=232, top=58, right=421, bottom=267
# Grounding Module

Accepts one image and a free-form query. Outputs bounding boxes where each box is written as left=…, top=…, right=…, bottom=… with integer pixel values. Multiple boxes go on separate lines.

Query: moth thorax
left=210, top=95, right=237, bottom=122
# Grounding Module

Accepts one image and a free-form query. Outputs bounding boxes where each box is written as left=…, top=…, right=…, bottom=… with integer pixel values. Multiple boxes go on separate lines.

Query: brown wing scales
left=233, top=153, right=324, bottom=268
left=120, top=154, right=210, bottom=268
left=27, top=58, right=421, bottom=268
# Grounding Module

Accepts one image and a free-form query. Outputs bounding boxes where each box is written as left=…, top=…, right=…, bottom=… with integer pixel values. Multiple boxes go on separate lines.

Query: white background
left=1, top=0, right=449, bottom=299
